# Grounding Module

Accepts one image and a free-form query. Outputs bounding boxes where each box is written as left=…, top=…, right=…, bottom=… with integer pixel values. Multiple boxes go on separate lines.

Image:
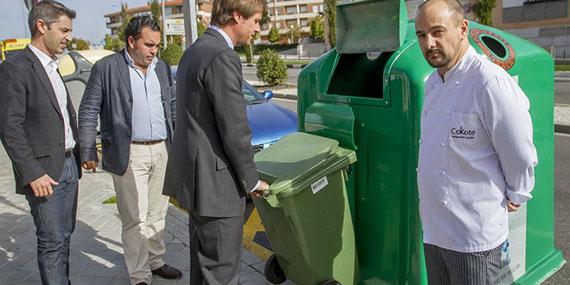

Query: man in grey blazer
left=163, top=0, right=269, bottom=283
left=0, top=2, right=81, bottom=284
left=78, top=16, right=180, bottom=285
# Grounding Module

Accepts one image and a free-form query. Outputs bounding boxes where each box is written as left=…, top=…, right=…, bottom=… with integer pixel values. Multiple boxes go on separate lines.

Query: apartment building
left=262, top=0, right=325, bottom=42
left=104, top=0, right=212, bottom=37
left=493, top=0, right=570, bottom=58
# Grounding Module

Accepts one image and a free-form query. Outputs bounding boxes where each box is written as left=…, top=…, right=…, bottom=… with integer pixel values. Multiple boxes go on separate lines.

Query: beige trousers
left=111, top=142, right=170, bottom=285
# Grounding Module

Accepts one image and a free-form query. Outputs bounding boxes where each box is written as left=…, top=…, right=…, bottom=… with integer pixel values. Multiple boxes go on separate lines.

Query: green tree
left=268, top=27, right=280, bottom=44
left=256, top=49, right=287, bottom=86
left=161, top=42, right=184, bottom=65
left=118, top=4, right=132, bottom=43
left=149, top=0, right=161, bottom=24
left=288, top=25, right=301, bottom=44
left=309, top=15, right=324, bottom=40
left=324, top=0, right=336, bottom=47
left=67, top=38, right=90, bottom=50
left=104, top=34, right=124, bottom=52
left=473, top=0, right=496, bottom=26
left=197, top=21, right=207, bottom=37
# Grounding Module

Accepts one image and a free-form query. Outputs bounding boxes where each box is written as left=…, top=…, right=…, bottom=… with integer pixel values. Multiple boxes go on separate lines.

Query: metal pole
left=182, top=0, right=198, bottom=48
left=162, top=0, right=167, bottom=49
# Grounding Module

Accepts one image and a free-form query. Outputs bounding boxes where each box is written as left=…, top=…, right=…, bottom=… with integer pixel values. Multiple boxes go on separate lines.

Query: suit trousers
left=424, top=242, right=503, bottom=285
left=26, top=155, right=78, bottom=285
left=111, top=142, right=170, bottom=285
left=189, top=211, right=244, bottom=285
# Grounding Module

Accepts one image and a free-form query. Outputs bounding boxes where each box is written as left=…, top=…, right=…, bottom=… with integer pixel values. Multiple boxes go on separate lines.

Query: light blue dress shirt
left=124, top=51, right=167, bottom=141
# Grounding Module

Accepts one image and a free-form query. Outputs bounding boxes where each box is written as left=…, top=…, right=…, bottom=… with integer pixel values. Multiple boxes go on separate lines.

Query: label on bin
left=311, top=176, right=328, bottom=194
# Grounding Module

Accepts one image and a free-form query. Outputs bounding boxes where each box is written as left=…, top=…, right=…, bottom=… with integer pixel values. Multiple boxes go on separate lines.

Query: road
left=270, top=96, right=570, bottom=283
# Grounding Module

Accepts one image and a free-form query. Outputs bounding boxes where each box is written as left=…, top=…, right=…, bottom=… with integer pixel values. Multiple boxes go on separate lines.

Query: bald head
left=418, top=0, right=465, bottom=27
left=415, top=0, right=469, bottom=76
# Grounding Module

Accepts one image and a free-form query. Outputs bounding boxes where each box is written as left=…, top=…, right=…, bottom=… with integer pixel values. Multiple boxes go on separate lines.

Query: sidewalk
left=0, top=146, right=290, bottom=284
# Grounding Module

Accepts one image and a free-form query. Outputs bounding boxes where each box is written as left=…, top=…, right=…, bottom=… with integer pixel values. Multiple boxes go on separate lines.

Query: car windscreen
left=242, top=82, right=265, bottom=104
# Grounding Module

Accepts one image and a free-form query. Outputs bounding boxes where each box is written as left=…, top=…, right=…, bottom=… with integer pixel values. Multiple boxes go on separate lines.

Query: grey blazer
left=0, top=47, right=82, bottom=194
left=163, top=29, right=259, bottom=217
left=78, top=49, right=176, bottom=176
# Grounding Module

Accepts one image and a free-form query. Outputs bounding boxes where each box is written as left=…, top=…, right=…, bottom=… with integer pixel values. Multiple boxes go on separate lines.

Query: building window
left=300, top=18, right=309, bottom=27
left=286, top=19, right=297, bottom=27
left=299, top=5, right=308, bottom=13
left=286, top=5, right=297, bottom=14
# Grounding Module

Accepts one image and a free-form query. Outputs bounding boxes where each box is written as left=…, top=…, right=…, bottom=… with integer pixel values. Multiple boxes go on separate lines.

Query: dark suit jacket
left=0, top=47, right=82, bottom=195
left=77, top=49, right=176, bottom=176
left=163, top=29, right=259, bottom=217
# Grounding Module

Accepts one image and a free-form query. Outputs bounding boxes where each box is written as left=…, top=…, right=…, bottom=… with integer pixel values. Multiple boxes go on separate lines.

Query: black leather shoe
left=135, top=283, right=148, bottom=285
left=151, top=264, right=183, bottom=280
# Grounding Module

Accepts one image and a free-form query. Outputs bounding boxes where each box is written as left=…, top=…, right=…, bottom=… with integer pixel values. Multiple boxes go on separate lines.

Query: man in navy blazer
left=78, top=16, right=180, bottom=285
left=163, top=0, right=269, bottom=283
left=0, top=2, right=81, bottom=284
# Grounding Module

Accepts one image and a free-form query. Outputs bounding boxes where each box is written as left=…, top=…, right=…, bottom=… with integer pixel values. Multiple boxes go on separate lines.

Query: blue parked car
left=171, top=66, right=298, bottom=151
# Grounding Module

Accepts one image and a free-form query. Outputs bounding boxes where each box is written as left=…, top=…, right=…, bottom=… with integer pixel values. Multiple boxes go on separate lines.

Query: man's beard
left=425, top=48, right=451, bottom=68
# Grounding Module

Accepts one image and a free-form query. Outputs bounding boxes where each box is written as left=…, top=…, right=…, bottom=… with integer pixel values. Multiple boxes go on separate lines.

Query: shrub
left=256, top=49, right=287, bottom=86
left=161, top=43, right=184, bottom=66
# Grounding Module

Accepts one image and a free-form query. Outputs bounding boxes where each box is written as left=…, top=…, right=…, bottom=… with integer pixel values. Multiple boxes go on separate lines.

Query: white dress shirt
left=417, top=46, right=538, bottom=253
left=28, top=44, right=76, bottom=150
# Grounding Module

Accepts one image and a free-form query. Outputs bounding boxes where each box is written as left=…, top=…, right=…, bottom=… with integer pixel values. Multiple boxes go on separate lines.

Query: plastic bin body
left=254, top=133, right=358, bottom=284
left=296, top=0, right=565, bottom=283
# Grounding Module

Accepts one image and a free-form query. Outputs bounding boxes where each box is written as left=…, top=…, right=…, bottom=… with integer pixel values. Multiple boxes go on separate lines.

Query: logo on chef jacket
left=450, top=126, right=476, bottom=140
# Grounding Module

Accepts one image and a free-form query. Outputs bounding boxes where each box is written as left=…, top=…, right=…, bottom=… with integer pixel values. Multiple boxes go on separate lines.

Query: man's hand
left=251, top=180, right=270, bottom=199
left=29, top=174, right=59, bottom=197
left=82, top=160, right=97, bottom=173
left=507, top=200, right=521, bottom=212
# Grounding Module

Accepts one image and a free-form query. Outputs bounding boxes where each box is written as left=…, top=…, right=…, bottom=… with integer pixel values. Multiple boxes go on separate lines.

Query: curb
left=555, top=124, right=570, bottom=134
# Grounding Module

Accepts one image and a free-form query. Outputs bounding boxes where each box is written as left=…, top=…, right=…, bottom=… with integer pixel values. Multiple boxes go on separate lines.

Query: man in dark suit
left=78, top=16, right=180, bottom=285
left=0, top=1, right=81, bottom=284
left=163, top=0, right=269, bottom=283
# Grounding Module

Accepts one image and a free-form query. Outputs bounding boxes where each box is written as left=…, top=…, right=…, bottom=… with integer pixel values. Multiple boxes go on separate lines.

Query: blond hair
left=210, top=0, right=267, bottom=27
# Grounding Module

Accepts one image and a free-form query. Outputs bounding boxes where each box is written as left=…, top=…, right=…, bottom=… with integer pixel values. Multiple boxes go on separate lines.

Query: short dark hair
left=28, top=0, right=76, bottom=37
left=124, top=15, right=161, bottom=44
left=210, top=0, right=267, bottom=27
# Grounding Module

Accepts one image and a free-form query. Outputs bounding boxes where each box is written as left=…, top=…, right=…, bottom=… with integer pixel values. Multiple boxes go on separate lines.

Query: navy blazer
left=78, top=49, right=176, bottom=175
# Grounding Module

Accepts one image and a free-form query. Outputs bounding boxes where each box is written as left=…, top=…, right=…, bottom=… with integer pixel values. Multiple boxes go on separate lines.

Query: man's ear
left=36, top=19, right=48, bottom=35
left=460, top=19, right=469, bottom=37
left=127, top=36, right=135, bottom=49
left=231, top=11, right=242, bottom=24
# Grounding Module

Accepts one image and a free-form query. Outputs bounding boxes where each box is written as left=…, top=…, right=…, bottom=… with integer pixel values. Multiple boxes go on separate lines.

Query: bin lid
left=254, top=132, right=357, bottom=207
left=336, top=0, right=408, bottom=54
left=255, top=132, right=339, bottom=184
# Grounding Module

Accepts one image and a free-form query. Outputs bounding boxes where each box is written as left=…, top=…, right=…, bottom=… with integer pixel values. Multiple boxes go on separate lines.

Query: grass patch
left=102, top=195, right=117, bottom=204
left=555, top=64, right=570, bottom=71
left=284, top=59, right=312, bottom=66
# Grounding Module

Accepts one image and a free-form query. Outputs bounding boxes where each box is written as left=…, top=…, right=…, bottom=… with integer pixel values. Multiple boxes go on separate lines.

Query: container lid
left=336, top=0, right=408, bottom=54
left=254, top=132, right=357, bottom=207
left=255, top=132, right=339, bottom=184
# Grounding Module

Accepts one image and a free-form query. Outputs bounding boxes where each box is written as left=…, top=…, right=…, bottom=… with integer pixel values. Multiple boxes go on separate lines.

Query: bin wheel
left=321, top=280, right=341, bottom=285
left=264, top=254, right=286, bottom=284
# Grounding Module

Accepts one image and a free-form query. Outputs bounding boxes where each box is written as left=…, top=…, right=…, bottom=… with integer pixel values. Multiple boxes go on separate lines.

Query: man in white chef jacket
left=415, top=0, right=538, bottom=284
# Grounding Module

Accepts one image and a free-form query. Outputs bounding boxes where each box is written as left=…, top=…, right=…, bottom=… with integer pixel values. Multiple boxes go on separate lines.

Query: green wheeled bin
left=253, top=132, right=358, bottom=285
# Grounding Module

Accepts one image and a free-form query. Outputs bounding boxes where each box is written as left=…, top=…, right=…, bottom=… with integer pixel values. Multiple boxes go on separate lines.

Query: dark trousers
left=189, top=211, right=243, bottom=285
left=424, top=242, right=503, bottom=285
left=26, top=156, right=79, bottom=285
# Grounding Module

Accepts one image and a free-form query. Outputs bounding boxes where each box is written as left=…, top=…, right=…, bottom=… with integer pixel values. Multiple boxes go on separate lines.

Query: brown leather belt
left=131, top=140, right=165, bottom=145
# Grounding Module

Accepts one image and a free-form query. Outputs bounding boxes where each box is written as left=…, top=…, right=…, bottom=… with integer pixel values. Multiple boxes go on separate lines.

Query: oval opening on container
left=480, top=35, right=508, bottom=59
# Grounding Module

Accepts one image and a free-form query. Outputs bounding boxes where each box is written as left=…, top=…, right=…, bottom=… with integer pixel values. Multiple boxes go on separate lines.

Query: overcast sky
left=0, top=0, right=150, bottom=45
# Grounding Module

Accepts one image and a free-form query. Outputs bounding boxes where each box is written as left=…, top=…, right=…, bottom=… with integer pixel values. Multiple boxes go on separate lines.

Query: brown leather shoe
left=151, top=264, right=182, bottom=280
